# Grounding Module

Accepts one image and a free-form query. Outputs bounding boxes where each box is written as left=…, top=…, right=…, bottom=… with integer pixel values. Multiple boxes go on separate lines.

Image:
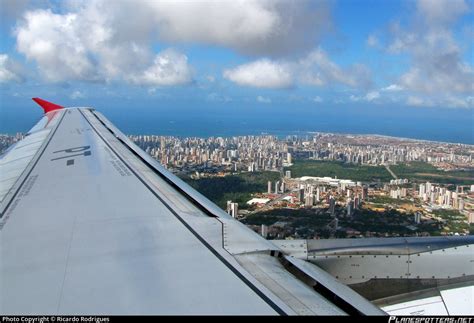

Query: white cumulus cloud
left=70, top=90, right=86, bottom=99
left=128, top=49, right=193, bottom=86
left=350, top=91, right=380, bottom=102
left=0, top=54, right=25, bottom=83
left=382, top=84, right=403, bottom=92
left=224, top=48, right=372, bottom=90
left=417, top=0, right=469, bottom=26
left=313, top=96, right=323, bottom=103
left=363, top=0, right=474, bottom=108
left=12, top=0, right=334, bottom=84
left=365, top=91, right=380, bottom=102
left=223, top=59, right=293, bottom=89
left=386, top=0, right=473, bottom=95
left=257, top=95, right=271, bottom=103
left=147, top=0, right=332, bottom=56
left=14, top=5, right=194, bottom=85
left=443, top=96, right=472, bottom=109
left=299, top=48, right=372, bottom=89
left=16, top=9, right=100, bottom=82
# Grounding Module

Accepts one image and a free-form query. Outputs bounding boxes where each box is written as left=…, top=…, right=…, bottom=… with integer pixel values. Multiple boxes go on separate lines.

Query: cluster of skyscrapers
left=418, top=182, right=473, bottom=211
left=304, top=133, right=473, bottom=169
left=130, top=135, right=291, bottom=173
left=127, top=133, right=473, bottom=175
left=265, top=174, right=369, bottom=219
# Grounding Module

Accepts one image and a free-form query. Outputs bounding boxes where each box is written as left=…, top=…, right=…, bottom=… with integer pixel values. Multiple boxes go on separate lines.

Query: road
left=385, top=164, right=397, bottom=179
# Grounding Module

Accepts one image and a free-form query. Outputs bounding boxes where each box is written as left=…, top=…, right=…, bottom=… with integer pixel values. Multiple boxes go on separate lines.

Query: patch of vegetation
left=242, top=208, right=332, bottom=226
left=391, top=162, right=474, bottom=185
left=180, top=171, right=280, bottom=210
left=242, top=208, right=339, bottom=239
left=286, top=160, right=392, bottom=182
left=368, top=195, right=407, bottom=205
left=432, top=209, right=469, bottom=234
left=343, top=208, right=441, bottom=236
left=432, top=209, right=465, bottom=219
left=242, top=206, right=443, bottom=238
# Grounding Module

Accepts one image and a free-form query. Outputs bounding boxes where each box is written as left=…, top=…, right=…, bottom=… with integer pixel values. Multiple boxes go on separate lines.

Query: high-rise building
left=287, top=153, right=292, bottom=165
left=445, top=191, right=452, bottom=207
left=453, top=194, right=459, bottom=209
left=227, top=201, right=239, bottom=218
left=305, top=194, right=314, bottom=207
left=248, top=162, right=257, bottom=172
left=346, top=198, right=353, bottom=217
left=298, top=189, right=305, bottom=202
left=419, top=183, right=426, bottom=197
left=414, top=212, right=421, bottom=224
left=426, top=182, right=432, bottom=192
left=353, top=197, right=360, bottom=209
left=261, top=224, right=268, bottom=238
left=285, top=170, right=291, bottom=179
left=362, top=186, right=368, bottom=200
left=329, top=196, right=336, bottom=217
left=160, top=136, right=165, bottom=153
left=400, top=188, right=407, bottom=198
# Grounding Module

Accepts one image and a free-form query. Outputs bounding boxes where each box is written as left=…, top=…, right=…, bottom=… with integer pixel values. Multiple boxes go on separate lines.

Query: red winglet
left=32, top=98, right=64, bottom=114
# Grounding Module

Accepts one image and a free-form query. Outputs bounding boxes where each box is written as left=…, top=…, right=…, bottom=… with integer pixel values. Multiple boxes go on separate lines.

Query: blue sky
left=0, top=0, right=473, bottom=141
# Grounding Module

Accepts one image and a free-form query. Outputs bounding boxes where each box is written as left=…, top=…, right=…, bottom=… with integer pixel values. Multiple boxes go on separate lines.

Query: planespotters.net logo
left=389, top=317, right=473, bottom=323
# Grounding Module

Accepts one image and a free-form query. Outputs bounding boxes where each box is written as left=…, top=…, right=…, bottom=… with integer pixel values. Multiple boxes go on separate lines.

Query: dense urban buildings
left=129, top=132, right=474, bottom=239
left=0, top=134, right=23, bottom=154
left=2, top=132, right=473, bottom=239
left=129, top=133, right=473, bottom=174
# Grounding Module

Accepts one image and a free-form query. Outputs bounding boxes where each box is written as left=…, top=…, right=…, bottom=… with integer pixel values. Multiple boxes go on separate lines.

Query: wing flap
left=282, top=255, right=386, bottom=315
left=234, top=253, right=347, bottom=315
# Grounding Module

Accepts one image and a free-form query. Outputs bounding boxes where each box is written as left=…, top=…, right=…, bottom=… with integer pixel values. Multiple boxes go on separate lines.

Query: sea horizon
left=1, top=101, right=473, bottom=145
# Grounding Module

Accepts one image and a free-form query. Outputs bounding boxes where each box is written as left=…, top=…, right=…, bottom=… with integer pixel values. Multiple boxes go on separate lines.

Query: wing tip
left=32, top=98, right=64, bottom=114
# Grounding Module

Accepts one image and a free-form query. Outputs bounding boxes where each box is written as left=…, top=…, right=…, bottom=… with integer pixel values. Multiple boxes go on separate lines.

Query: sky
left=0, top=0, right=473, bottom=142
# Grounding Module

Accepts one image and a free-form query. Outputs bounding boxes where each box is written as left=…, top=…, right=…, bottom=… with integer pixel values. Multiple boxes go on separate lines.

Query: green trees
left=181, top=171, right=280, bottom=209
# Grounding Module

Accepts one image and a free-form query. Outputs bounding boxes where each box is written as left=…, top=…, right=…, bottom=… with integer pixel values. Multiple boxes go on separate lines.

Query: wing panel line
left=77, top=108, right=287, bottom=316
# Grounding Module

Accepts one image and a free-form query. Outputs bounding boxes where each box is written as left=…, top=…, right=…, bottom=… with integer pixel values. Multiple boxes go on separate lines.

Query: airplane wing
left=275, top=236, right=474, bottom=315
left=0, top=99, right=385, bottom=315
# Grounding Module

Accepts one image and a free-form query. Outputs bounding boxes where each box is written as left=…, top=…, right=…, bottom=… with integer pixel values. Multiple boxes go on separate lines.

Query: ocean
left=1, top=100, right=473, bottom=144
